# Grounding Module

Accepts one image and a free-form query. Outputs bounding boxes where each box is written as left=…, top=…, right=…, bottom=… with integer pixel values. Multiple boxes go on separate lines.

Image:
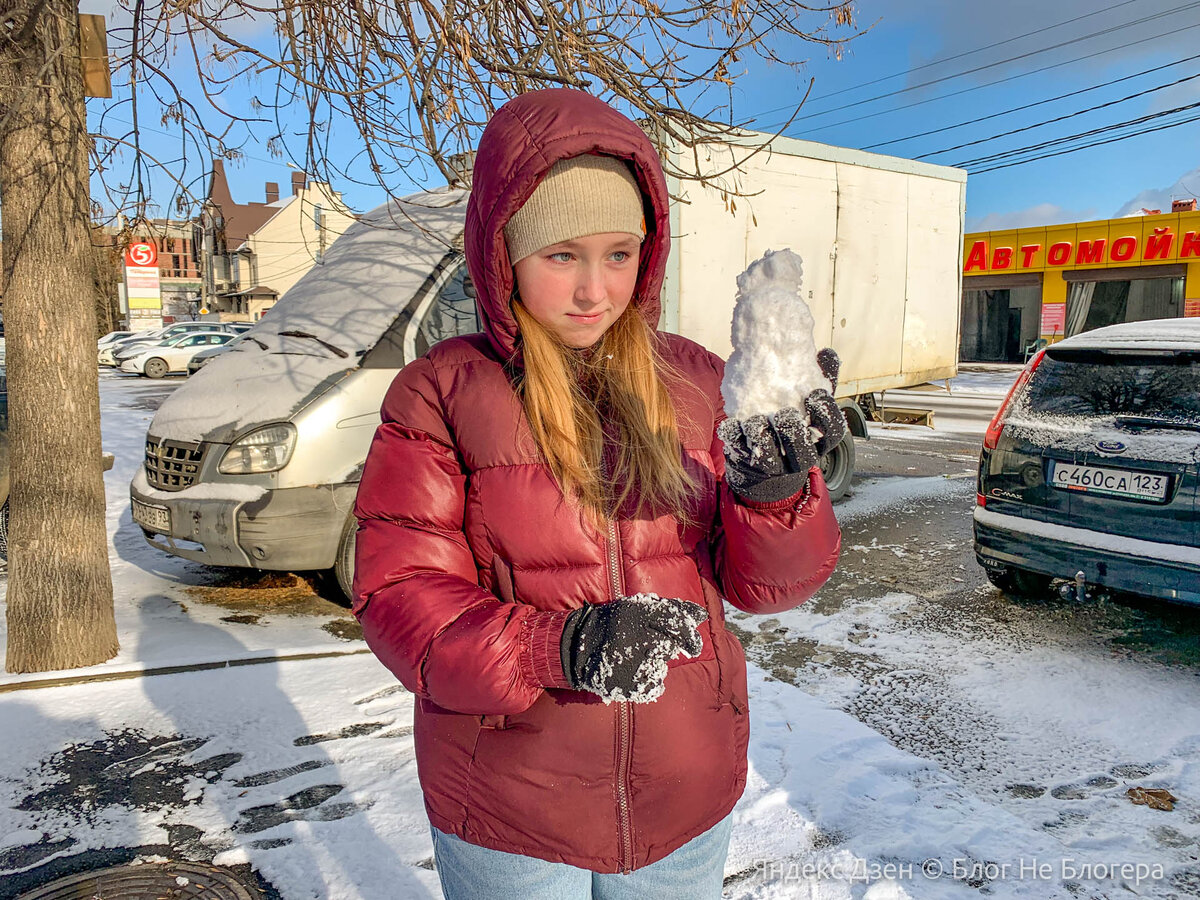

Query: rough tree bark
left=91, top=237, right=121, bottom=335
left=0, top=0, right=117, bottom=672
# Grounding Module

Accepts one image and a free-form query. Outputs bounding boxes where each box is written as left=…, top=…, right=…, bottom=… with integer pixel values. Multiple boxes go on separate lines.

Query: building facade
left=200, top=163, right=355, bottom=321
left=150, top=220, right=203, bottom=321
left=98, top=220, right=203, bottom=330
left=960, top=200, right=1200, bottom=362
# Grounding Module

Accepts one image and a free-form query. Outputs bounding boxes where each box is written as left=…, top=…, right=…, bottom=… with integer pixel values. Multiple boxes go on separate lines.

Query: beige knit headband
left=504, top=155, right=647, bottom=264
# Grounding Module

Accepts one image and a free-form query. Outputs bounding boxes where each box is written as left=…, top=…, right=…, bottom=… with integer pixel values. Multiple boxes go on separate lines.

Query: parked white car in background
left=120, top=332, right=238, bottom=378
left=98, top=331, right=134, bottom=347
left=102, top=322, right=250, bottom=366
left=98, top=343, right=125, bottom=367
left=98, top=331, right=136, bottom=366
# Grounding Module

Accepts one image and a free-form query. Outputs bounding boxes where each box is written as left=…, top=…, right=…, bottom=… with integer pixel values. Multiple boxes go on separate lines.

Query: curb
left=0, top=647, right=372, bottom=694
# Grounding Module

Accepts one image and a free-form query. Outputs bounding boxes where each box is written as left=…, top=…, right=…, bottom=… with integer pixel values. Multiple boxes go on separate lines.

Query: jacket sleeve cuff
left=518, top=609, right=575, bottom=690
left=738, top=467, right=817, bottom=511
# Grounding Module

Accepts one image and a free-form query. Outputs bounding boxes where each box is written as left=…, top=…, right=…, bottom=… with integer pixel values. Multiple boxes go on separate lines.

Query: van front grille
left=145, top=436, right=206, bottom=491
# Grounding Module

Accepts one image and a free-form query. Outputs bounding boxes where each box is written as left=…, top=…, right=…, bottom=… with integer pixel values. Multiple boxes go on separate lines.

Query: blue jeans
left=431, top=815, right=732, bottom=900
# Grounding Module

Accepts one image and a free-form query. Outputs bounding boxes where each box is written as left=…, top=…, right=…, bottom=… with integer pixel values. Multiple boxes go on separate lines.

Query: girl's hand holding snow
left=719, top=348, right=846, bottom=504
left=560, top=593, right=708, bottom=704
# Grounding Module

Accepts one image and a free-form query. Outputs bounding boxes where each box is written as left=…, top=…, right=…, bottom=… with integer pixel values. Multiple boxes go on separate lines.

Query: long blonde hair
left=511, top=299, right=698, bottom=528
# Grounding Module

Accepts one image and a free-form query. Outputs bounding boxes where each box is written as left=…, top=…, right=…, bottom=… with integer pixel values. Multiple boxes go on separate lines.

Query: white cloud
left=966, top=202, right=1100, bottom=232
left=1112, top=165, right=1200, bottom=217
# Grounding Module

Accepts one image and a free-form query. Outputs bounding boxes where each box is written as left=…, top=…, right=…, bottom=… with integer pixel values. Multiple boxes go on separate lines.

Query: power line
left=915, top=69, right=1200, bottom=159
left=775, top=18, right=1200, bottom=139
left=861, top=50, right=1200, bottom=150
left=969, top=110, right=1200, bottom=174
left=955, top=100, right=1200, bottom=168
left=742, top=0, right=1144, bottom=123
left=766, top=0, right=1200, bottom=129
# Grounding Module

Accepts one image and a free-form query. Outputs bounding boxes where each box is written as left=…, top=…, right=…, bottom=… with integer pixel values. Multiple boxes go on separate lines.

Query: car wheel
left=144, top=357, right=168, bottom=379
left=320, top=515, right=356, bottom=607
left=985, top=565, right=1055, bottom=598
left=819, top=431, right=855, bottom=502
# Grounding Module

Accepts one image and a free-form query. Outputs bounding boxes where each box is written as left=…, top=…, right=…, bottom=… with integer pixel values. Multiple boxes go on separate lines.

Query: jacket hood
left=465, top=89, right=671, bottom=363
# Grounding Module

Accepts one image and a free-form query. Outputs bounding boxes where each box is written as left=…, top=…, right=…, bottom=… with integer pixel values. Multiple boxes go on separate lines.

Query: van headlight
left=218, top=423, right=297, bottom=474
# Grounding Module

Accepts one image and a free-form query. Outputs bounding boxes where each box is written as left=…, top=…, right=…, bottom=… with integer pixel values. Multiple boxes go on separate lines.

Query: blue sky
left=86, top=0, right=1200, bottom=231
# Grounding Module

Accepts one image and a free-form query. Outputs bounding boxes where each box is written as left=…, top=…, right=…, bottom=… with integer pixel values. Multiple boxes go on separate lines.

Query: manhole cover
left=17, top=860, right=260, bottom=900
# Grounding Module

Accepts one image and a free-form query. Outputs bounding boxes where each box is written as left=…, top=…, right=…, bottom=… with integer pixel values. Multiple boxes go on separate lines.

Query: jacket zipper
left=601, top=454, right=635, bottom=874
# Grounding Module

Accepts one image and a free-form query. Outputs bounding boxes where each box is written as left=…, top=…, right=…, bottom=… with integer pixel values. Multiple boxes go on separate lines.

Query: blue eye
left=610, top=251, right=630, bottom=262
left=548, top=252, right=572, bottom=262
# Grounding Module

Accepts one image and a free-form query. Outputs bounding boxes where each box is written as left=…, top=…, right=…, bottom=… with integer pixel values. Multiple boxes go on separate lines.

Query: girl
left=353, top=89, right=844, bottom=899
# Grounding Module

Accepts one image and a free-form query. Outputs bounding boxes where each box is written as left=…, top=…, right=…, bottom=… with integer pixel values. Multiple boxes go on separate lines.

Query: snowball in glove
left=722, top=248, right=833, bottom=421
left=561, top=593, right=708, bottom=704
left=720, top=348, right=846, bottom=504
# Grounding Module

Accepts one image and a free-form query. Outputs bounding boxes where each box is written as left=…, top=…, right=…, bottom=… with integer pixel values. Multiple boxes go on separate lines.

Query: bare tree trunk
left=0, top=0, right=117, bottom=672
left=92, top=237, right=121, bottom=336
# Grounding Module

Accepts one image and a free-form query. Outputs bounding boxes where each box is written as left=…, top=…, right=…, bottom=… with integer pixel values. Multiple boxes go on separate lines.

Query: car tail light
left=983, top=349, right=1046, bottom=451
left=976, top=492, right=986, bottom=507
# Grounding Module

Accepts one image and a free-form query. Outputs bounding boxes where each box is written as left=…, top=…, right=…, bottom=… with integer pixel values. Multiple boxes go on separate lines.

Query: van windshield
left=1023, top=349, right=1200, bottom=425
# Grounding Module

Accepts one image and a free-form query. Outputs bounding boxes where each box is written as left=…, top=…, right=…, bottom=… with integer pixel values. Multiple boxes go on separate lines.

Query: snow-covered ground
left=874, top=365, right=1021, bottom=439
left=742, top=584, right=1200, bottom=900
left=939, top=365, right=1023, bottom=398
left=0, top=375, right=358, bottom=689
left=2, top=651, right=1099, bottom=900
left=0, top=374, right=1193, bottom=899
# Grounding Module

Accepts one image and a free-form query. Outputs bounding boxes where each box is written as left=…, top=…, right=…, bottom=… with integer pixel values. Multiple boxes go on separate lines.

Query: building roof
left=207, top=160, right=280, bottom=244
left=224, top=285, right=278, bottom=297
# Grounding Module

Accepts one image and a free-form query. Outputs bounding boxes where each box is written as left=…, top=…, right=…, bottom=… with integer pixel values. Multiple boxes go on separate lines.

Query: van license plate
left=1051, top=463, right=1168, bottom=502
left=132, top=499, right=171, bottom=533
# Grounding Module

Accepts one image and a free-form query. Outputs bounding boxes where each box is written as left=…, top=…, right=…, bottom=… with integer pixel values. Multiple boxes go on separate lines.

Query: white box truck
left=131, top=135, right=966, bottom=600
left=659, top=131, right=967, bottom=489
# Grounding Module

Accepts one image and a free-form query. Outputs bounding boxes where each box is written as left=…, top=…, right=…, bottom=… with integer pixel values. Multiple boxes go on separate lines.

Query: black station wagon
left=973, top=319, right=1200, bottom=605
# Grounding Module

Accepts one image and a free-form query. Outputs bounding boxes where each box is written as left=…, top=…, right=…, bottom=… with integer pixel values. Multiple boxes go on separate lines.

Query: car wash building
left=960, top=200, right=1200, bottom=361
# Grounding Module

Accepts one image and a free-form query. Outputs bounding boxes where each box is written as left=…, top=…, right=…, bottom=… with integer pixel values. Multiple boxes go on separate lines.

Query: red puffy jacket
left=353, top=89, right=841, bottom=874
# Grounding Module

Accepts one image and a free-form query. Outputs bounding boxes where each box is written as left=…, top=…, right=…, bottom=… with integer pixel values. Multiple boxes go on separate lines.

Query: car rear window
left=1022, top=349, right=1200, bottom=424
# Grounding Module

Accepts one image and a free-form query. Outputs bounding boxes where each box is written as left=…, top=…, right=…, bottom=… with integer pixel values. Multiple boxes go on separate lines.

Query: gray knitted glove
left=560, top=593, right=708, bottom=704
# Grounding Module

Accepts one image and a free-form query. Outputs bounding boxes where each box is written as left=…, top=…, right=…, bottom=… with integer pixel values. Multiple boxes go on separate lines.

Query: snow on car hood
left=150, top=188, right=467, bottom=443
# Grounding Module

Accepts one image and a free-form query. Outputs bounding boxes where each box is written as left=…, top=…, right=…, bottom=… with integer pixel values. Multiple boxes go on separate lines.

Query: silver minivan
left=130, top=189, right=475, bottom=600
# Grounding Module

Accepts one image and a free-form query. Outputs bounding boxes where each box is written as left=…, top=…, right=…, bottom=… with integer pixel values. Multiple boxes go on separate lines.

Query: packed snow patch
left=722, top=249, right=831, bottom=422
left=0, top=651, right=1090, bottom=900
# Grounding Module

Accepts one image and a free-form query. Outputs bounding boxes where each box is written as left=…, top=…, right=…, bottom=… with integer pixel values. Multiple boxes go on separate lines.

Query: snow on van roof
left=1055, top=317, right=1200, bottom=352
left=150, top=188, right=467, bottom=443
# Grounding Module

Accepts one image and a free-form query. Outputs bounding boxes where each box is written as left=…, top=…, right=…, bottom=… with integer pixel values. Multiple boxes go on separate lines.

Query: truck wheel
left=144, top=357, right=168, bottom=379
left=819, top=431, right=855, bottom=502
left=985, top=565, right=1054, bottom=599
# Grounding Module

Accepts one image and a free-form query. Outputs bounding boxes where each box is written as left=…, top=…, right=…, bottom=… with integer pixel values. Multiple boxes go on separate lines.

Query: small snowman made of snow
left=717, top=248, right=844, bottom=501
left=722, top=248, right=832, bottom=424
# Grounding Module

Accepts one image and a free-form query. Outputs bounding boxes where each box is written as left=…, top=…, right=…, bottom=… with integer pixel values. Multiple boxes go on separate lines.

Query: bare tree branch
left=90, top=0, right=862, bottom=218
